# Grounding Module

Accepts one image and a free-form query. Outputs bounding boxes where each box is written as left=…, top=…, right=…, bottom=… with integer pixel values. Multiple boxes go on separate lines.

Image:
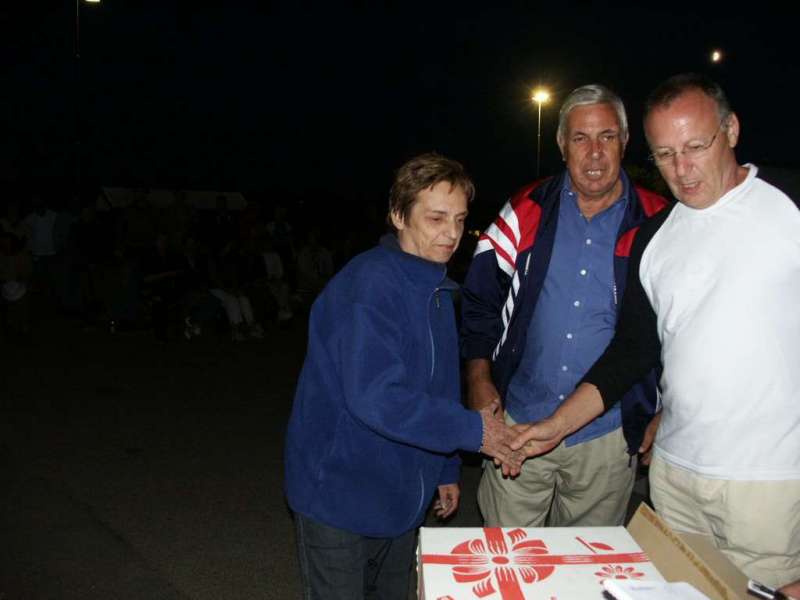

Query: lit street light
left=531, top=88, right=551, bottom=178
left=711, top=49, right=723, bottom=63
left=75, top=0, right=101, bottom=196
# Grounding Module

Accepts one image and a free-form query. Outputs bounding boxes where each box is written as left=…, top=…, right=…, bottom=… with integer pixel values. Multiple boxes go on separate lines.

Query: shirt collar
left=560, top=170, right=631, bottom=218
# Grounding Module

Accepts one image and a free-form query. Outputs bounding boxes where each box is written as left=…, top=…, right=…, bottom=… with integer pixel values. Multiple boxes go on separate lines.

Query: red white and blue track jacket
left=461, top=170, right=668, bottom=452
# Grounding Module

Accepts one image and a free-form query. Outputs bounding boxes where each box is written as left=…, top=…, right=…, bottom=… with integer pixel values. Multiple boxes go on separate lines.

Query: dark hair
left=644, top=73, right=732, bottom=122
left=387, top=153, right=475, bottom=231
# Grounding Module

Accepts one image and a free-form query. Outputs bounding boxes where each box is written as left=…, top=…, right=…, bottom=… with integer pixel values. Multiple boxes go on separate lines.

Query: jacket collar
left=379, top=233, right=458, bottom=291
left=531, top=168, right=661, bottom=231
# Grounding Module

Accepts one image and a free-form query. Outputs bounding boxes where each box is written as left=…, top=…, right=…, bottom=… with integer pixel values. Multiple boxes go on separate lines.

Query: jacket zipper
left=428, top=289, right=439, bottom=380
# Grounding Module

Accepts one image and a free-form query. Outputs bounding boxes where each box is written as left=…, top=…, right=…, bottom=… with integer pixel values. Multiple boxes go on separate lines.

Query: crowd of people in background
left=0, top=190, right=360, bottom=343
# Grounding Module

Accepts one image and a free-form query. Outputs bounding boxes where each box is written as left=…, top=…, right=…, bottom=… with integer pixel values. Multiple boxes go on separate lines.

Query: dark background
left=3, top=3, right=797, bottom=222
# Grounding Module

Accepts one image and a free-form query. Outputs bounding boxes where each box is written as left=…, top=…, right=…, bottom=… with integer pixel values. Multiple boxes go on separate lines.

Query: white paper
left=603, top=579, right=711, bottom=600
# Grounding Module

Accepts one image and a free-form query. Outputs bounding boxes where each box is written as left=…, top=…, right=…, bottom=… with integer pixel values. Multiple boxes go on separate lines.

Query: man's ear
left=724, top=112, right=740, bottom=148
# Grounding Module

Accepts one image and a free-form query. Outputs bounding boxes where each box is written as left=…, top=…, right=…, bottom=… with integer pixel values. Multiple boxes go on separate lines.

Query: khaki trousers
left=478, top=414, right=635, bottom=527
left=650, top=455, right=800, bottom=588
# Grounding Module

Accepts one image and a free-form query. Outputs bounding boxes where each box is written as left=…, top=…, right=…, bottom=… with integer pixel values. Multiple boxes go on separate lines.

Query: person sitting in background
left=1, top=201, right=31, bottom=245
left=0, top=231, right=33, bottom=336
left=141, top=232, right=185, bottom=342
left=69, top=204, right=105, bottom=323
left=209, top=239, right=264, bottom=341
left=180, top=235, right=222, bottom=340
left=294, top=227, right=333, bottom=303
left=260, top=234, right=293, bottom=322
left=23, top=195, right=59, bottom=302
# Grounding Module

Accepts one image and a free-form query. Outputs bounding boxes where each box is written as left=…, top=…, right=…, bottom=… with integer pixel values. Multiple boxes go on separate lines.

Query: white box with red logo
left=418, top=520, right=662, bottom=599
left=417, top=504, right=748, bottom=600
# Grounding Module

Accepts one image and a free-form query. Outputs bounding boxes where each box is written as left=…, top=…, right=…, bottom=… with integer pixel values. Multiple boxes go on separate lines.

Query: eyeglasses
left=648, top=119, right=727, bottom=165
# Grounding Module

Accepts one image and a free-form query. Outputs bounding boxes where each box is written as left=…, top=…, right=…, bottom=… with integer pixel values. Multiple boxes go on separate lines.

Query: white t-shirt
left=262, top=251, right=284, bottom=280
left=641, top=165, right=800, bottom=480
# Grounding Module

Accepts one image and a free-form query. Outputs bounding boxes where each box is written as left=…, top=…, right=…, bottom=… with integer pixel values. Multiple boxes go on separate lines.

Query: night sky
left=3, top=3, right=797, bottom=214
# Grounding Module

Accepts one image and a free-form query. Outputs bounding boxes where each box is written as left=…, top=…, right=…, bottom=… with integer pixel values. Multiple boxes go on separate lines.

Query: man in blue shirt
left=461, top=85, right=666, bottom=527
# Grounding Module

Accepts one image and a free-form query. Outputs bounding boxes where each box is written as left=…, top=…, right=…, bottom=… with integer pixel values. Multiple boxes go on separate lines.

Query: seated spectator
left=0, top=232, right=33, bottom=336
left=295, top=227, right=333, bottom=303
left=1, top=201, right=31, bottom=244
left=265, top=204, right=294, bottom=276
left=179, top=235, right=221, bottom=340
left=68, top=204, right=105, bottom=322
left=119, top=194, right=156, bottom=260
left=141, top=232, right=185, bottom=342
left=260, top=234, right=293, bottom=321
left=209, top=240, right=264, bottom=342
left=23, top=195, right=60, bottom=302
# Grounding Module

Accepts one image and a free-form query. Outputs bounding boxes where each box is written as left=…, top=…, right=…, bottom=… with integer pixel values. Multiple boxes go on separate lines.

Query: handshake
left=477, top=401, right=566, bottom=477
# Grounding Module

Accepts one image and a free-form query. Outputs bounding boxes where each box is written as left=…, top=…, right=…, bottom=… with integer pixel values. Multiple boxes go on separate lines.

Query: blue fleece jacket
left=284, top=235, right=483, bottom=538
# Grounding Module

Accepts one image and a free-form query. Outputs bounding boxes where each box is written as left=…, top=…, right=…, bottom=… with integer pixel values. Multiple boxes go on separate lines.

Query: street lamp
left=75, top=0, right=101, bottom=60
left=531, top=88, right=551, bottom=177
left=74, top=0, right=101, bottom=197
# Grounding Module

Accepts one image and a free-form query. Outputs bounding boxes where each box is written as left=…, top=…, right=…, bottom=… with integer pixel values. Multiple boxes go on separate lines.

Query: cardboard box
left=418, top=503, right=748, bottom=600
left=626, top=503, right=747, bottom=600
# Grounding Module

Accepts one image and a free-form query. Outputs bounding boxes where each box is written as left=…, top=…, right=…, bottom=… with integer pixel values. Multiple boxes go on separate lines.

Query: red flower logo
left=594, top=565, right=646, bottom=582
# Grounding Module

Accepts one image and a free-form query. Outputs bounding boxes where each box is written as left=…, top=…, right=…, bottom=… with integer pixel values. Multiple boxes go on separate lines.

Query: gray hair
left=556, top=84, right=629, bottom=143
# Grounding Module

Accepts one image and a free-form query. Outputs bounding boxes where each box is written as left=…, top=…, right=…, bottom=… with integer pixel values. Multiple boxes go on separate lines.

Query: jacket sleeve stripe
left=497, top=201, right=521, bottom=245
left=481, top=222, right=517, bottom=264
left=511, top=270, right=520, bottom=295
left=476, top=234, right=515, bottom=277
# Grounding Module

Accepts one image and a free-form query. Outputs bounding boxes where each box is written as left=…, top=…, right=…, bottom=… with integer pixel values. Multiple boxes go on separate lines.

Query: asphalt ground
left=0, top=301, right=647, bottom=599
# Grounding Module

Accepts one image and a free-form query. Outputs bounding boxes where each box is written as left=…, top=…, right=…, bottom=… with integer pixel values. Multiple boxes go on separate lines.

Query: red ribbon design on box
left=421, top=529, right=648, bottom=599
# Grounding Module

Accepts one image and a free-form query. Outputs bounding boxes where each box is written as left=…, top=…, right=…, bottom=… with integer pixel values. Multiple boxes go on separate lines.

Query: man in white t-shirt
left=509, top=74, right=800, bottom=589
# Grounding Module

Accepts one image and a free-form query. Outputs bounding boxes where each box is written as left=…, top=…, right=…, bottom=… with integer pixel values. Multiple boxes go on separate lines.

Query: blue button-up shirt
left=505, top=174, right=630, bottom=446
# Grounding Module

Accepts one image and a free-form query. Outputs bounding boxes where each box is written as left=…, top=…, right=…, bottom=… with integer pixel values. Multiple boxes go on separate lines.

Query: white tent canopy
left=97, top=188, right=248, bottom=211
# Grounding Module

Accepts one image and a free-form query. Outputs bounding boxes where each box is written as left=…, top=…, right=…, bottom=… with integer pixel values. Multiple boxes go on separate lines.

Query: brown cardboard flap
left=678, top=533, right=748, bottom=598
left=627, top=503, right=747, bottom=600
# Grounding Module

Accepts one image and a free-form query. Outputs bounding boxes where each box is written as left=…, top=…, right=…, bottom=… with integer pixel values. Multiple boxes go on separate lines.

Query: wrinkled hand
left=478, top=404, right=524, bottom=476
left=639, top=411, right=662, bottom=466
left=780, top=579, right=800, bottom=600
left=509, top=417, right=566, bottom=458
left=434, top=483, right=460, bottom=520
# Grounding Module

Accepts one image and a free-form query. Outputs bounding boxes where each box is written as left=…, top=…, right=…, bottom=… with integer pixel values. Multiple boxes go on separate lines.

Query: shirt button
left=580, top=269, right=587, bottom=276
left=558, top=394, right=565, bottom=400
left=561, top=365, right=568, bottom=372
left=573, top=300, right=581, bottom=307
left=586, top=238, right=592, bottom=245
left=566, top=333, right=573, bottom=339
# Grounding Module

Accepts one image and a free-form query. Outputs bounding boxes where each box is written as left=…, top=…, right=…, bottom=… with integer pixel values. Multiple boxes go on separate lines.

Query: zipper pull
left=435, top=292, right=440, bottom=308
